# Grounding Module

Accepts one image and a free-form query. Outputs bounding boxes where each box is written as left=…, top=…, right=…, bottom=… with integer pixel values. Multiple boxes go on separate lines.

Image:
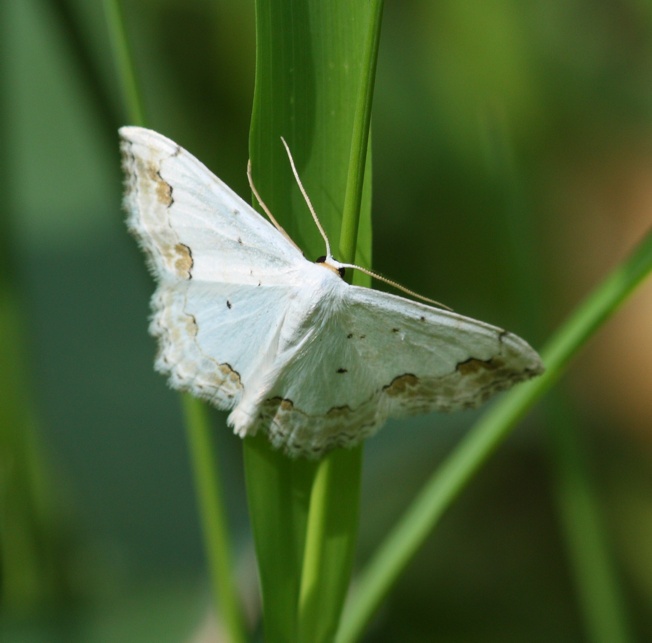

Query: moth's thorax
left=300, top=258, right=348, bottom=326
left=304, top=259, right=347, bottom=297
left=264, top=261, right=344, bottom=367
left=315, top=254, right=346, bottom=279
left=317, top=261, right=342, bottom=277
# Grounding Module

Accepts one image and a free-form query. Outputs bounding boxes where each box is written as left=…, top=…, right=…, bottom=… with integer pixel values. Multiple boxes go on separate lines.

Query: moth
left=120, top=127, right=543, bottom=457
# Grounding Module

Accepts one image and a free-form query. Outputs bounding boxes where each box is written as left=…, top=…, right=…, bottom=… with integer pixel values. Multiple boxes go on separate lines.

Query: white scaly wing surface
left=121, top=126, right=308, bottom=411
left=248, top=283, right=543, bottom=456
left=121, top=126, right=543, bottom=458
left=121, top=126, right=302, bottom=284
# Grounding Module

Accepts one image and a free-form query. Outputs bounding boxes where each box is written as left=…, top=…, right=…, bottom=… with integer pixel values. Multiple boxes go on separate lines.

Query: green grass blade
left=183, top=396, right=247, bottom=643
left=104, top=4, right=246, bottom=641
left=248, top=1, right=374, bottom=257
left=338, top=1, right=383, bottom=266
left=547, top=398, right=634, bottom=643
left=0, top=251, right=70, bottom=612
left=297, top=6, right=381, bottom=641
left=1, top=2, right=75, bottom=611
left=298, top=448, right=363, bottom=643
left=338, top=228, right=652, bottom=642
left=103, top=0, right=145, bottom=126
left=243, top=436, right=316, bottom=642
left=47, top=0, right=122, bottom=143
left=246, top=1, right=379, bottom=640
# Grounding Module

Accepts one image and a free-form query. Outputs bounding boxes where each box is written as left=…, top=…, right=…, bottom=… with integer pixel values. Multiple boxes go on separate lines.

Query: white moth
left=120, top=126, right=543, bottom=458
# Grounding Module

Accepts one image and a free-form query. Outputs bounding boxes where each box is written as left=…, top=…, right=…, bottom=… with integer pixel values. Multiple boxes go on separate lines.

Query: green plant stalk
left=183, top=396, right=247, bottom=643
left=0, top=288, right=67, bottom=610
left=103, top=0, right=145, bottom=127
left=297, top=448, right=363, bottom=643
left=245, top=3, right=320, bottom=637
left=1, top=3, right=73, bottom=610
left=246, top=1, right=377, bottom=640
left=547, top=398, right=633, bottom=643
left=48, top=0, right=122, bottom=144
left=338, top=228, right=652, bottom=642
left=104, top=3, right=246, bottom=641
left=338, top=0, right=384, bottom=265
left=298, top=0, right=383, bottom=642
left=243, top=434, right=316, bottom=642
left=297, top=5, right=382, bottom=641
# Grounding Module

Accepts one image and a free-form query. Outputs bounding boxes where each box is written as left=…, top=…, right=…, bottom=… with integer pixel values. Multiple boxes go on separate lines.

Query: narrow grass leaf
left=103, top=0, right=145, bottom=126
left=184, top=396, right=248, bottom=643
left=547, top=397, right=634, bottom=643
left=246, top=1, right=379, bottom=640
left=104, top=4, right=247, bottom=641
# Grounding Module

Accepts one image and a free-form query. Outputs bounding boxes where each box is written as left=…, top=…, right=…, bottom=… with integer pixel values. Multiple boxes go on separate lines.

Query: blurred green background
left=2, top=0, right=652, bottom=641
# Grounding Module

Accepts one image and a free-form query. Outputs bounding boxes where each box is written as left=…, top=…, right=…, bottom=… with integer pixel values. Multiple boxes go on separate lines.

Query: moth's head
left=315, top=255, right=346, bottom=279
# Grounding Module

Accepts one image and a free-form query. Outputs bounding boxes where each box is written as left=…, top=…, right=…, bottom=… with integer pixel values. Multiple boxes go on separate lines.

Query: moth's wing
left=341, top=286, right=543, bottom=416
left=151, top=279, right=297, bottom=410
left=120, top=126, right=307, bottom=410
left=228, top=275, right=384, bottom=456
left=120, top=126, right=304, bottom=284
left=251, top=282, right=543, bottom=457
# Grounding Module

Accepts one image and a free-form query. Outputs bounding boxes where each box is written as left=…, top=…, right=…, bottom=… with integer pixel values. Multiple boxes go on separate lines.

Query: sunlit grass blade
left=104, top=3, right=246, bottom=641
left=338, top=228, right=652, bottom=642
left=243, top=435, right=316, bottom=641
left=297, top=448, right=363, bottom=643
left=246, top=0, right=379, bottom=640
left=297, top=4, right=382, bottom=640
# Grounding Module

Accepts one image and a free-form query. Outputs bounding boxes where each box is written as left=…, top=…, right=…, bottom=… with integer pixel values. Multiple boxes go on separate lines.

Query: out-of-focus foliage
left=2, top=0, right=652, bottom=640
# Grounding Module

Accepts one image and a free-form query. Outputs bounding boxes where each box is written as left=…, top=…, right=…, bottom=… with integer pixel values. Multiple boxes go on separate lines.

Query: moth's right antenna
left=275, top=138, right=451, bottom=310
left=335, top=261, right=452, bottom=310
left=247, top=160, right=301, bottom=252
left=280, top=137, right=332, bottom=259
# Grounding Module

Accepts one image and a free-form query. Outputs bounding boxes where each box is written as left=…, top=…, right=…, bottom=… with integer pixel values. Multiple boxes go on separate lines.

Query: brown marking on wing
left=173, top=243, right=193, bottom=279
left=456, top=357, right=500, bottom=376
left=383, top=373, right=419, bottom=397
left=144, top=161, right=174, bottom=207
